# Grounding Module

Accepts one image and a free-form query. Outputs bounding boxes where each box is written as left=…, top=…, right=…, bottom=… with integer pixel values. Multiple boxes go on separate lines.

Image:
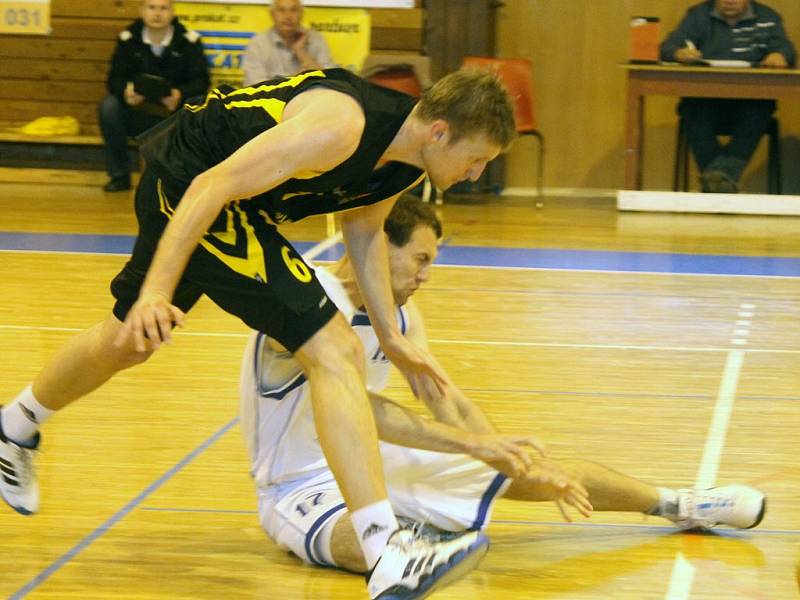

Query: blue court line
left=2, top=231, right=799, bottom=277
left=435, top=245, right=800, bottom=277
left=197, top=30, right=254, bottom=39
left=490, top=519, right=800, bottom=537
left=202, top=43, right=247, bottom=51
left=9, top=418, right=238, bottom=600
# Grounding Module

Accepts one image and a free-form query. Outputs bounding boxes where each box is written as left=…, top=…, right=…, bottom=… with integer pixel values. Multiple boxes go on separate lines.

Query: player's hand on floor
left=467, top=433, right=547, bottom=478
left=115, top=290, right=186, bottom=352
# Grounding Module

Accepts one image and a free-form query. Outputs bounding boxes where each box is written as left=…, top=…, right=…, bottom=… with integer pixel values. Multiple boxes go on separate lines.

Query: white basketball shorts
left=258, top=443, right=509, bottom=567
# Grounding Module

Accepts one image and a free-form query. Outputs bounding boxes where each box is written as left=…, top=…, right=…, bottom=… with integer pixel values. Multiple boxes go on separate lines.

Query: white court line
left=2, top=324, right=799, bottom=354
left=664, top=348, right=745, bottom=599
left=695, top=349, right=745, bottom=488
left=428, top=338, right=800, bottom=355
left=664, top=553, right=696, bottom=600
left=302, top=231, right=342, bottom=261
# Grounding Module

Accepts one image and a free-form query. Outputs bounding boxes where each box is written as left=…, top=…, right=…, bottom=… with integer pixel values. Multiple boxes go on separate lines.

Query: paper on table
left=702, top=59, right=752, bottom=68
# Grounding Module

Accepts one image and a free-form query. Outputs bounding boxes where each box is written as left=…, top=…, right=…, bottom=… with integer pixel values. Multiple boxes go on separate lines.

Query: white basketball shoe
left=366, top=527, right=489, bottom=599
left=667, top=485, right=766, bottom=530
left=0, top=411, right=40, bottom=515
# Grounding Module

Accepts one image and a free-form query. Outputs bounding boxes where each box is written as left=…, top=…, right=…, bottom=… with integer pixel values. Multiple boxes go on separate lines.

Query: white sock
left=1, top=385, right=55, bottom=444
left=647, top=487, right=679, bottom=518
left=350, top=499, right=399, bottom=570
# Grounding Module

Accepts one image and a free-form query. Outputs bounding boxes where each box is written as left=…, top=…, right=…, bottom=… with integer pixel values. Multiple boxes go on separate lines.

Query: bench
left=0, top=121, right=138, bottom=186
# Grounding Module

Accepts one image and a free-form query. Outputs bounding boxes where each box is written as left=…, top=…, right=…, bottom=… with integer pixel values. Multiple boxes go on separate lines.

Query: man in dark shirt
left=99, top=0, right=210, bottom=192
left=1, top=68, right=516, bottom=599
left=660, top=0, right=795, bottom=193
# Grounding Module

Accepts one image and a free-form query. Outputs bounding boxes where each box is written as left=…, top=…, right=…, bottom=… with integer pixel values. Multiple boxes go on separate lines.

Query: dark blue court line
left=202, top=43, right=247, bottom=51
left=197, top=30, right=254, bottom=39
left=2, top=231, right=799, bottom=277
left=490, top=520, right=800, bottom=537
left=9, top=418, right=238, bottom=600
left=435, top=245, right=800, bottom=277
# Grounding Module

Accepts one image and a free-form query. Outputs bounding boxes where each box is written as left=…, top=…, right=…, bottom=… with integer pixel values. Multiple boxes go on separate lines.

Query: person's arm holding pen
left=674, top=39, right=703, bottom=63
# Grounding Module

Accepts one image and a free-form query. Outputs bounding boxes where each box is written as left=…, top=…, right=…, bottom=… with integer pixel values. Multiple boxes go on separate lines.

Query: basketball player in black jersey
left=1, top=68, right=516, bottom=598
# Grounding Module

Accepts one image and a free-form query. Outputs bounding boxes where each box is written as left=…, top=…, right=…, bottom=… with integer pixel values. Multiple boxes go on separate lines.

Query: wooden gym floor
left=0, top=175, right=799, bottom=599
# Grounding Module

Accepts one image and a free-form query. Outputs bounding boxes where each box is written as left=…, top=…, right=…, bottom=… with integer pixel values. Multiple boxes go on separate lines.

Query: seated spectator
left=99, top=0, right=210, bottom=192
left=659, top=0, right=795, bottom=193
left=243, top=0, right=336, bottom=86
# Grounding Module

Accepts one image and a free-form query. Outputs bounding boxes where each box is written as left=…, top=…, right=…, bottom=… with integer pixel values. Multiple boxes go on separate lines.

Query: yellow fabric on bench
left=11, top=116, right=81, bottom=136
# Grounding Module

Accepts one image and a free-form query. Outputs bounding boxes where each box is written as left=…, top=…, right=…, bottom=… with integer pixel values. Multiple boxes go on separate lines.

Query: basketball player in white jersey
left=240, top=196, right=766, bottom=587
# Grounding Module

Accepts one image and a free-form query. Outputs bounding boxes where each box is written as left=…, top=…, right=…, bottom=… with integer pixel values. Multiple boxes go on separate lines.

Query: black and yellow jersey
left=140, top=68, right=423, bottom=224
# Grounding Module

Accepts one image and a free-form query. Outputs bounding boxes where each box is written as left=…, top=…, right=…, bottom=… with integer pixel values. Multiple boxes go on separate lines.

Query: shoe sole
left=745, top=496, right=767, bottom=529
left=0, top=489, right=35, bottom=515
left=377, top=534, right=490, bottom=600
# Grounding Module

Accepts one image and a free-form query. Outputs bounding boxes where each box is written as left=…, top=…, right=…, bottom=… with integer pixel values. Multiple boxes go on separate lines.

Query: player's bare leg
left=1, top=312, right=153, bottom=514
left=504, top=458, right=765, bottom=529
left=34, top=313, right=154, bottom=410
left=504, top=458, right=658, bottom=512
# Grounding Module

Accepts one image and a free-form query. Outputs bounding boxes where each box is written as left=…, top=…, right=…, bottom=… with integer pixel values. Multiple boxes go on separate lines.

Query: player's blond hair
left=415, top=69, right=516, bottom=149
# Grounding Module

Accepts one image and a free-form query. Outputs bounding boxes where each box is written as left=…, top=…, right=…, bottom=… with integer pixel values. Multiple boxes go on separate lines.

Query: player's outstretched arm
left=341, top=200, right=448, bottom=398
left=117, top=89, right=364, bottom=352
left=369, top=391, right=536, bottom=478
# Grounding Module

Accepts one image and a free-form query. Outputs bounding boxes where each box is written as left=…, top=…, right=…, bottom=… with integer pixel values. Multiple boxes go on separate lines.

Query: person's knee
left=98, top=95, right=125, bottom=128
left=89, top=318, right=154, bottom=371
left=297, top=316, right=365, bottom=379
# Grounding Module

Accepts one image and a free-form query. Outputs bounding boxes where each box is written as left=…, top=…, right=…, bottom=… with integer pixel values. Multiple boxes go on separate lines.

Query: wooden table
left=623, top=64, right=800, bottom=190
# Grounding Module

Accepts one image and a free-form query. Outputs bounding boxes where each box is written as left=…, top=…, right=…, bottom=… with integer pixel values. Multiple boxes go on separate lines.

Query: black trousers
left=679, top=98, right=776, bottom=174
left=98, top=95, right=165, bottom=180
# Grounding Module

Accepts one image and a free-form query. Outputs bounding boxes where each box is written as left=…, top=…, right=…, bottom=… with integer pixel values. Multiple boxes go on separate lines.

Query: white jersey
left=239, top=266, right=409, bottom=494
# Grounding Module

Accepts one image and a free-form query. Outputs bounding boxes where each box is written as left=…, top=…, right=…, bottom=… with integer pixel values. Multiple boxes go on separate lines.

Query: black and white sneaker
left=366, top=527, right=489, bottom=599
left=0, top=410, right=40, bottom=515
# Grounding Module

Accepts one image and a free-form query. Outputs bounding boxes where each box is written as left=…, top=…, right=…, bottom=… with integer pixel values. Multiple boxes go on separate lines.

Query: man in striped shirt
left=660, top=1, right=795, bottom=192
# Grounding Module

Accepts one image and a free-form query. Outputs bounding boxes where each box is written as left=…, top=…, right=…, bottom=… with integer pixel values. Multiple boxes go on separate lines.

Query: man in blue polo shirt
left=660, top=0, right=795, bottom=193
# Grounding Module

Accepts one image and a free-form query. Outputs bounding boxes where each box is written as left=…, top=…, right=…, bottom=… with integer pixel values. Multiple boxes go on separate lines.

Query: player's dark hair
left=384, top=195, right=443, bottom=247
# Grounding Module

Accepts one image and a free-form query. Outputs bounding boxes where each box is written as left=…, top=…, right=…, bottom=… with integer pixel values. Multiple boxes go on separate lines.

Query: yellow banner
left=174, top=2, right=370, bottom=88
left=0, top=0, right=50, bottom=35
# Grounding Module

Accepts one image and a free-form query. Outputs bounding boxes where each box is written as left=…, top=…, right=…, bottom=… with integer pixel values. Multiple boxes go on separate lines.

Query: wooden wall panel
left=371, top=8, right=423, bottom=29
left=371, top=27, right=422, bottom=51
left=0, top=80, right=106, bottom=102
left=51, top=17, right=132, bottom=39
left=50, top=0, right=138, bottom=19
left=497, top=0, right=800, bottom=193
left=0, top=101, right=99, bottom=125
left=1, top=59, right=107, bottom=83
left=0, top=38, right=115, bottom=61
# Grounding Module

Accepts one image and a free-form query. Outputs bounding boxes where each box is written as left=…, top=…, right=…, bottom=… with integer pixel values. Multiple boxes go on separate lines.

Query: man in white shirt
left=243, top=0, right=336, bottom=85
left=240, top=195, right=766, bottom=585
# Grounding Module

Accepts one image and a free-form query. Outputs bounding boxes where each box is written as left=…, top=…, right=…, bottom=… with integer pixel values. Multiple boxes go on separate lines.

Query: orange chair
left=461, top=56, right=545, bottom=198
left=365, top=64, right=424, bottom=98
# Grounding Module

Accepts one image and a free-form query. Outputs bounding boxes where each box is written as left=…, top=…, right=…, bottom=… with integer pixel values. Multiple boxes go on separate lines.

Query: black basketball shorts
left=110, top=169, right=338, bottom=352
